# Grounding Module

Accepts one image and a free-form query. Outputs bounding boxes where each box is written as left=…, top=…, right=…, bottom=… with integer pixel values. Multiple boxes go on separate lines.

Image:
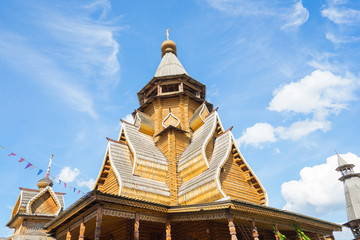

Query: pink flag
left=64, top=182, right=67, bottom=188
left=18, top=158, right=25, bottom=162
left=8, top=153, right=16, bottom=156
left=25, top=163, right=33, bottom=169
left=78, top=190, right=81, bottom=194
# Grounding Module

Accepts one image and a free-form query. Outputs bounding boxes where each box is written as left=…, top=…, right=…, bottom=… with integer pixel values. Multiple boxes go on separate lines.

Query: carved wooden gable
left=27, top=186, right=61, bottom=215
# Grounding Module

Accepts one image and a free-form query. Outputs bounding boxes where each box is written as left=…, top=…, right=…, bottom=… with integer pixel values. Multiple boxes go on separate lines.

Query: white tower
left=336, top=154, right=360, bottom=239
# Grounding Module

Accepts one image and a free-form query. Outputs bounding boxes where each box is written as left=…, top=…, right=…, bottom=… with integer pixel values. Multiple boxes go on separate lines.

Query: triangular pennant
left=18, top=158, right=25, bottom=163
left=37, top=169, right=43, bottom=175
left=25, top=163, right=33, bottom=169
left=58, top=179, right=62, bottom=184
left=8, top=153, right=16, bottom=156
left=30, top=165, right=36, bottom=170
left=73, top=187, right=76, bottom=192
left=78, top=190, right=81, bottom=194
left=64, top=182, right=67, bottom=188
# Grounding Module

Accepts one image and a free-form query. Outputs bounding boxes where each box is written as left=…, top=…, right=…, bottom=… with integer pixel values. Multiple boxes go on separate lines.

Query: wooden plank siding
left=97, top=166, right=120, bottom=195
left=220, top=153, right=263, bottom=205
left=30, top=191, right=59, bottom=215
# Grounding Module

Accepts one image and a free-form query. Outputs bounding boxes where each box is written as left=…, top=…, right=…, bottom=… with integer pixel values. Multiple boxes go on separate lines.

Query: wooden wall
left=30, top=191, right=59, bottom=215
left=220, top=153, right=263, bottom=204
left=97, top=166, right=120, bottom=195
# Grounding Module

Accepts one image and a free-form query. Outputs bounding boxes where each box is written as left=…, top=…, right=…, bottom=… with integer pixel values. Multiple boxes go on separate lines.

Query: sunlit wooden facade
left=7, top=162, right=65, bottom=240
left=43, top=38, right=341, bottom=240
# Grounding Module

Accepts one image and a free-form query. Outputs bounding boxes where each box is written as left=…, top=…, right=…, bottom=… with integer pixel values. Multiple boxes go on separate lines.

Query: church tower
left=94, top=33, right=267, bottom=206
left=336, top=154, right=360, bottom=239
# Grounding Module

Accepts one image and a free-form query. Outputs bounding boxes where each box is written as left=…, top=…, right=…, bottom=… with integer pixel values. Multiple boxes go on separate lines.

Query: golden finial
left=165, top=28, right=171, bottom=40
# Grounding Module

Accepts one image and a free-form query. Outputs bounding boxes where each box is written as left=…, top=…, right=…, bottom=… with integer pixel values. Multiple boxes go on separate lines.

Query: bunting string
left=1, top=144, right=92, bottom=197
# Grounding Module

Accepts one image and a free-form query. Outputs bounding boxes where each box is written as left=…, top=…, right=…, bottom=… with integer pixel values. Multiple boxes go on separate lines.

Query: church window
left=161, top=84, right=179, bottom=93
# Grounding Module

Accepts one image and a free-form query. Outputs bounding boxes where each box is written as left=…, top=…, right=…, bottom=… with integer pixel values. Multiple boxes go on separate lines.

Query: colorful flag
left=73, top=188, right=76, bottom=192
left=78, top=190, right=81, bottom=194
left=25, top=163, right=33, bottom=169
left=30, top=165, right=36, bottom=170
left=18, top=158, right=25, bottom=162
left=8, top=153, right=16, bottom=156
left=58, top=179, right=62, bottom=184
left=37, top=169, right=43, bottom=175
left=0, top=145, right=5, bottom=149
left=64, top=182, right=67, bottom=188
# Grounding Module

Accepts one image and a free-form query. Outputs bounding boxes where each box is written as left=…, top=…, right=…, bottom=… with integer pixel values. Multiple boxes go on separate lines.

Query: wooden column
left=226, top=212, right=238, bottom=240
left=94, top=205, right=103, bottom=240
left=66, top=228, right=71, bottom=240
left=134, top=212, right=140, bottom=240
left=166, top=220, right=171, bottom=240
left=251, top=221, right=259, bottom=240
left=78, top=219, right=85, bottom=240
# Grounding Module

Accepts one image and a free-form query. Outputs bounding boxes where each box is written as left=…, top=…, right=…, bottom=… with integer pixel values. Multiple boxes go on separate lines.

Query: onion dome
left=161, top=40, right=177, bottom=57
left=37, top=177, right=53, bottom=190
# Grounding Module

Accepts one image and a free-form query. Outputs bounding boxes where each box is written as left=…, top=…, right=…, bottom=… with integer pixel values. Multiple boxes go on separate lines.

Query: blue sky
left=1, top=0, right=360, bottom=239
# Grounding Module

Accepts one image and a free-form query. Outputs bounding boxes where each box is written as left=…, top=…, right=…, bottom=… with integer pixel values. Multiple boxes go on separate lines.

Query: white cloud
left=237, top=70, right=358, bottom=148
left=0, top=1, right=122, bottom=117
left=326, top=32, right=360, bottom=44
left=321, top=6, right=360, bottom=25
left=123, top=114, right=134, bottom=124
left=58, top=166, right=80, bottom=183
left=281, top=0, right=309, bottom=29
left=78, top=178, right=96, bottom=190
left=276, top=119, right=331, bottom=140
left=205, top=0, right=274, bottom=16
left=281, top=152, right=360, bottom=215
left=237, top=123, right=276, bottom=148
left=307, top=51, right=343, bottom=72
left=0, top=33, right=98, bottom=118
left=206, top=0, right=308, bottom=30
left=334, top=227, right=354, bottom=240
left=268, top=70, right=355, bottom=119
left=39, top=2, right=121, bottom=91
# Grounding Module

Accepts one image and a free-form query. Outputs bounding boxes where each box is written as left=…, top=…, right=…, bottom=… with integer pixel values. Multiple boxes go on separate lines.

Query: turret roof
left=154, top=52, right=188, bottom=78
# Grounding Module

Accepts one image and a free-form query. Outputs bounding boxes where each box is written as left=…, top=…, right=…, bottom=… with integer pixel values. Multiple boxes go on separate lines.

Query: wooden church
left=7, top=156, right=65, bottom=240
left=10, top=35, right=341, bottom=240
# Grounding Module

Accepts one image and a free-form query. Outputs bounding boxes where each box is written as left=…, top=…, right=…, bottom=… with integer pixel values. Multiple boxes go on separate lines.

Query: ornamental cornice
left=97, top=195, right=168, bottom=212
left=169, top=211, right=227, bottom=222
left=103, top=209, right=135, bottom=219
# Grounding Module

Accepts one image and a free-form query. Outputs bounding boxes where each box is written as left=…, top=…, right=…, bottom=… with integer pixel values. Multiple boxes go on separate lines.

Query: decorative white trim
left=134, top=112, right=141, bottom=130
left=108, top=142, right=123, bottom=196
left=215, top=132, right=232, bottom=199
left=198, top=104, right=208, bottom=123
left=161, top=112, right=180, bottom=128
left=229, top=133, right=269, bottom=205
left=201, top=111, right=223, bottom=168
left=26, top=186, right=61, bottom=216
left=122, top=124, right=138, bottom=175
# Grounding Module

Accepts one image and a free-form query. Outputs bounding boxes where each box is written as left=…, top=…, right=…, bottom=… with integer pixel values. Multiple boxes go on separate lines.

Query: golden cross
left=165, top=28, right=171, bottom=40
